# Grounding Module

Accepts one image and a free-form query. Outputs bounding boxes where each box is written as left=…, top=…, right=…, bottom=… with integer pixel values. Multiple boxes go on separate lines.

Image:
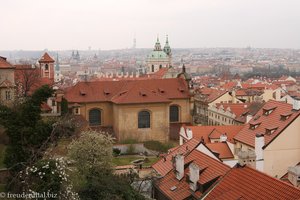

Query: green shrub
left=121, top=138, right=138, bottom=144
left=113, top=148, right=121, bottom=157
left=144, top=140, right=174, bottom=153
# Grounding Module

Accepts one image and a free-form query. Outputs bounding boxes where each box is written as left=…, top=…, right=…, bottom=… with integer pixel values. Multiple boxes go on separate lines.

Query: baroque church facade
left=146, top=36, right=172, bottom=73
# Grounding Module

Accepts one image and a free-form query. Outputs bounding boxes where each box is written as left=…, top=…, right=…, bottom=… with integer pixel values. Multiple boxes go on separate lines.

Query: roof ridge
left=243, top=165, right=300, bottom=191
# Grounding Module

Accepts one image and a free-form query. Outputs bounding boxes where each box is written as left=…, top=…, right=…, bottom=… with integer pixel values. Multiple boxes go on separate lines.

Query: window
left=45, top=64, right=49, bottom=71
left=5, top=91, right=11, bottom=100
left=89, top=109, right=101, bottom=126
left=74, top=108, right=80, bottom=115
left=138, top=111, right=150, bottom=128
left=170, top=105, right=179, bottom=122
left=151, top=65, right=154, bottom=72
left=159, top=64, right=162, bottom=69
left=52, top=100, right=56, bottom=106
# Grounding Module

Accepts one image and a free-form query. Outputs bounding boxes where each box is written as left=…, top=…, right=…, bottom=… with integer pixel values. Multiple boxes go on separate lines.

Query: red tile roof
left=215, top=103, right=250, bottom=117
left=0, top=56, right=15, bottom=69
left=38, top=52, right=55, bottom=63
left=234, top=100, right=300, bottom=148
left=41, top=102, right=52, bottom=112
left=196, top=88, right=228, bottom=103
left=64, top=78, right=190, bottom=104
left=0, top=79, right=15, bottom=88
left=183, top=125, right=244, bottom=143
left=206, top=142, right=234, bottom=159
left=152, top=138, right=200, bottom=176
left=154, top=149, right=230, bottom=200
left=204, top=165, right=300, bottom=200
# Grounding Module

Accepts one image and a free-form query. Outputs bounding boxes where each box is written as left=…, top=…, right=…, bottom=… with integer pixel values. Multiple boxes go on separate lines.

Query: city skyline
left=1, top=0, right=300, bottom=50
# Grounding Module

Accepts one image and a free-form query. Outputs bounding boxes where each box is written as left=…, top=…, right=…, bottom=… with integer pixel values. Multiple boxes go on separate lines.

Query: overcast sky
left=1, top=0, right=300, bottom=50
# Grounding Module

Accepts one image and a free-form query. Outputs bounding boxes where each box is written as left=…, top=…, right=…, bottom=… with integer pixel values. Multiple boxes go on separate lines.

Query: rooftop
left=234, top=100, right=300, bottom=148
left=204, top=165, right=300, bottom=200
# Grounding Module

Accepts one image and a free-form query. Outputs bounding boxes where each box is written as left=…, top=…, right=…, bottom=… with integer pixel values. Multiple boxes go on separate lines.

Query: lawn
left=112, top=156, right=159, bottom=167
left=0, top=144, right=6, bottom=168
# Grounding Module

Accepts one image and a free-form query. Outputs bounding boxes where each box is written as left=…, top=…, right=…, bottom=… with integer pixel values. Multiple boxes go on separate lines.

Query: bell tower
left=38, top=52, right=55, bottom=80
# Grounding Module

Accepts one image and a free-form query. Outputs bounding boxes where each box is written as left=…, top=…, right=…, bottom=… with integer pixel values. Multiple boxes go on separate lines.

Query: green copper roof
left=148, top=50, right=168, bottom=59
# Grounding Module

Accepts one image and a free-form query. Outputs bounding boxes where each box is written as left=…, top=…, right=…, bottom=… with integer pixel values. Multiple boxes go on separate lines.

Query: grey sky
left=1, top=0, right=300, bottom=50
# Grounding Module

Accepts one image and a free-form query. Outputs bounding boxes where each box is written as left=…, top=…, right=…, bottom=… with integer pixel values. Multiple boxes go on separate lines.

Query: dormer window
left=178, top=87, right=185, bottom=93
left=139, top=91, right=147, bottom=97
left=103, top=89, right=110, bottom=95
left=249, top=122, right=261, bottom=130
left=158, top=88, right=165, bottom=93
left=265, top=126, right=278, bottom=135
left=280, top=112, right=292, bottom=121
left=262, top=106, right=277, bottom=116
left=80, top=90, right=86, bottom=96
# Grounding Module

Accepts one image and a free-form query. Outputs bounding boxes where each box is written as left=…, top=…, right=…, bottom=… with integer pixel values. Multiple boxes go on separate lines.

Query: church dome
left=148, top=50, right=168, bottom=60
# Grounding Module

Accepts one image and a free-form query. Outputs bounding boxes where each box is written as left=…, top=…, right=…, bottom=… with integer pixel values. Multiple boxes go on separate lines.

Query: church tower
left=38, top=52, right=55, bottom=81
left=146, top=36, right=172, bottom=73
left=54, top=53, right=62, bottom=83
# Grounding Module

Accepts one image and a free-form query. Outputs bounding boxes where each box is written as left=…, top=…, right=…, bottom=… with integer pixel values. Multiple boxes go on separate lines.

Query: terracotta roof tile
left=0, top=56, right=15, bottom=69
left=184, top=125, right=244, bottom=143
left=154, top=149, right=230, bottom=200
left=38, top=52, right=55, bottom=63
left=64, top=78, right=190, bottom=104
left=205, top=165, right=300, bottom=200
left=206, top=142, right=234, bottom=159
left=234, top=100, right=300, bottom=147
left=152, top=139, right=200, bottom=176
left=215, top=103, right=250, bottom=118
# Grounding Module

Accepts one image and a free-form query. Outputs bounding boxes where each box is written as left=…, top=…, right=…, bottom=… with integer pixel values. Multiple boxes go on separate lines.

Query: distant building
left=0, top=56, right=16, bottom=106
left=54, top=53, right=62, bottom=83
left=146, top=36, right=172, bottom=73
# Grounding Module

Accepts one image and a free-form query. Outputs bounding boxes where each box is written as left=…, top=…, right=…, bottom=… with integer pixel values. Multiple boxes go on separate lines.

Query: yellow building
left=63, top=78, right=192, bottom=142
left=0, top=56, right=15, bottom=106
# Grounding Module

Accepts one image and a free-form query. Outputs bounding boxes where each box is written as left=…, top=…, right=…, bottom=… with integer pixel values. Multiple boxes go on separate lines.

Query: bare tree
left=15, top=65, right=40, bottom=97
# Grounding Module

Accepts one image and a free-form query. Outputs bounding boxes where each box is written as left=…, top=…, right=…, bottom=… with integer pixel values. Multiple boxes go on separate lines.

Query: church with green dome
left=147, top=35, right=172, bottom=73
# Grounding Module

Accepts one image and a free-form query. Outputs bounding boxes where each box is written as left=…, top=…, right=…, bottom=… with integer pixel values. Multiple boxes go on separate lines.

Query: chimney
left=173, top=154, right=184, bottom=180
left=246, top=115, right=253, bottom=123
left=288, top=166, right=300, bottom=188
left=220, top=133, right=227, bottom=142
left=189, top=162, right=200, bottom=191
left=255, top=134, right=264, bottom=171
left=237, top=150, right=256, bottom=168
left=275, top=89, right=281, bottom=100
left=231, top=90, right=236, bottom=103
left=186, top=128, right=193, bottom=140
left=292, top=99, right=300, bottom=111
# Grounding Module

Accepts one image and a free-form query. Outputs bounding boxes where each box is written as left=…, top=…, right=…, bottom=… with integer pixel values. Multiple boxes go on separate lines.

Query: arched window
left=45, top=64, right=49, bottom=71
left=159, top=64, right=162, bottom=69
left=151, top=65, right=154, bottom=72
left=170, top=105, right=179, bottom=122
left=89, top=109, right=101, bottom=126
left=138, top=111, right=150, bottom=128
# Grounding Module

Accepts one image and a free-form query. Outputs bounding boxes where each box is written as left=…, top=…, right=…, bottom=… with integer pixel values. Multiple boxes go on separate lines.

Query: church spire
left=163, top=34, right=171, bottom=56
left=154, top=35, right=162, bottom=51
left=55, top=53, right=60, bottom=71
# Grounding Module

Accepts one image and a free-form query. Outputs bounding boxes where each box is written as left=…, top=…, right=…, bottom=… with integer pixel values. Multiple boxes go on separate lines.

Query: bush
left=144, top=140, right=174, bottom=153
left=121, top=138, right=138, bottom=144
left=113, top=148, right=121, bottom=157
